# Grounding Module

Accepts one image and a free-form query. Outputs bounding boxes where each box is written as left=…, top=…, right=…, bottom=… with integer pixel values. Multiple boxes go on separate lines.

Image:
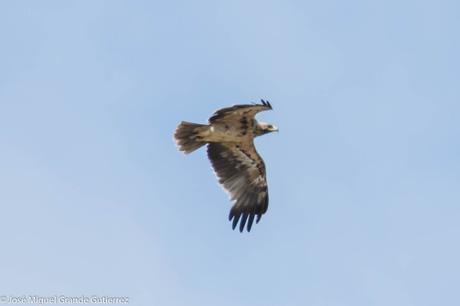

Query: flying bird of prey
left=174, top=100, right=278, bottom=232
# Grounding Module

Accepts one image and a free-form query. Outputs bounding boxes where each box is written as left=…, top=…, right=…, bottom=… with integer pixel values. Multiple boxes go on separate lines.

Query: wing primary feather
left=232, top=212, right=241, bottom=230
left=247, top=213, right=255, bottom=232
left=228, top=208, right=234, bottom=221
left=239, top=212, right=249, bottom=232
left=260, top=99, right=273, bottom=109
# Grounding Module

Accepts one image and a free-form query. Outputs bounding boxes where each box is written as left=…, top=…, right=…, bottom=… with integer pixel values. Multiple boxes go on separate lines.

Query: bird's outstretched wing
left=209, top=99, right=272, bottom=124
left=207, top=142, right=269, bottom=232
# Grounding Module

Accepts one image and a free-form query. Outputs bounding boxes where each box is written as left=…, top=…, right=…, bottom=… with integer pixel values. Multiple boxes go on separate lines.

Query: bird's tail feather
left=174, top=121, right=208, bottom=154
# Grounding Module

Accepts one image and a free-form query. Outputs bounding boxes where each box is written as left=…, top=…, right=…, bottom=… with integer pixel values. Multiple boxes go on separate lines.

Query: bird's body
left=174, top=100, right=277, bottom=232
left=195, top=123, right=248, bottom=143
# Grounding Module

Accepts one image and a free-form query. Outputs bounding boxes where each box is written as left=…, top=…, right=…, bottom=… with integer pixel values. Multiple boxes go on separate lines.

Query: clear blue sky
left=1, top=1, right=459, bottom=305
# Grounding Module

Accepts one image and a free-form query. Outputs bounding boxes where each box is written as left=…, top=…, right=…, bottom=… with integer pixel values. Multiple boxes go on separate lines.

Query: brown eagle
left=174, top=100, right=278, bottom=232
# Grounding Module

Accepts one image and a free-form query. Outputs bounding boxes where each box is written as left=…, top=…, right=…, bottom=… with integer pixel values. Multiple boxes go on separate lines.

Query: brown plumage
left=174, top=100, right=278, bottom=232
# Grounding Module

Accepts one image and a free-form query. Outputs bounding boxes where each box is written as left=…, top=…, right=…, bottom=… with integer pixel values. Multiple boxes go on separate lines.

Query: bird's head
left=254, top=121, right=279, bottom=137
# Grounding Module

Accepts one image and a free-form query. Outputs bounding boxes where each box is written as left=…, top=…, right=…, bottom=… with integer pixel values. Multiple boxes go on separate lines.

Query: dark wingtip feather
left=232, top=213, right=241, bottom=230
left=229, top=209, right=259, bottom=232
left=239, top=212, right=248, bottom=232
left=247, top=214, right=255, bottom=232
left=260, top=99, right=272, bottom=109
